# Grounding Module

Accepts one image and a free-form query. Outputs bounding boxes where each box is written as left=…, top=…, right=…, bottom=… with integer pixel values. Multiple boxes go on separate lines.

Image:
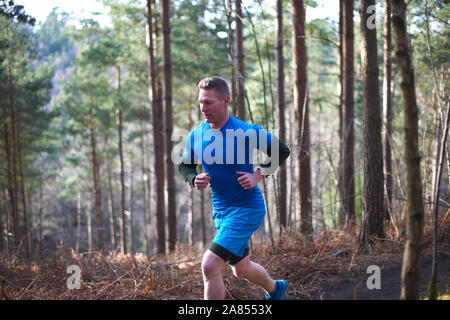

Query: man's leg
left=201, top=249, right=226, bottom=300
left=230, top=256, right=276, bottom=293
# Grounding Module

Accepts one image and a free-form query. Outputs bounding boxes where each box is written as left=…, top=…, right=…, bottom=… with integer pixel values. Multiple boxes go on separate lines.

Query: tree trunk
left=4, top=187, right=12, bottom=255
left=38, top=178, right=43, bottom=259
left=139, top=122, right=151, bottom=256
left=276, top=0, right=287, bottom=232
left=225, top=0, right=236, bottom=117
left=391, top=0, right=425, bottom=300
left=358, top=0, right=385, bottom=248
left=337, top=0, right=345, bottom=229
left=340, top=0, right=355, bottom=228
left=383, top=0, right=393, bottom=222
left=196, top=102, right=207, bottom=248
left=429, top=102, right=450, bottom=299
left=291, top=0, right=312, bottom=236
left=161, top=0, right=177, bottom=253
left=76, top=192, right=81, bottom=254
left=0, top=188, right=4, bottom=252
left=200, top=189, right=206, bottom=248
left=10, top=99, right=20, bottom=254
left=146, top=0, right=166, bottom=255
left=235, top=0, right=245, bottom=121
left=6, top=54, right=20, bottom=253
left=188, top=189, right=194, bottom=247
left=104, top=134, right=117, bottom=251
left=115, top=65, right=127, bottom=254
left=187, top=93, right=195, bottom=248
left=17, top=133, right=30, bottom=258
left=87, top=192, right=92, bottom=253
left=128, top=158, right=135, bottom=254
left=3, top=123, right=19, bottom=253
left=88, top=107, right=104, bottom=251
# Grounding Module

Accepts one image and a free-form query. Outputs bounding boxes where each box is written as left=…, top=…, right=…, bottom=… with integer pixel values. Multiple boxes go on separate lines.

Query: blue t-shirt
left=183, top=115, right=272, bottom=214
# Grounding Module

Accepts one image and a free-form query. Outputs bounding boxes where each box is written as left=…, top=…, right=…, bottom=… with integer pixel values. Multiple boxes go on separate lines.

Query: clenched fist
left=194, top=172, right=211, bottom=190
left=237, top=170, right=263, bottom=190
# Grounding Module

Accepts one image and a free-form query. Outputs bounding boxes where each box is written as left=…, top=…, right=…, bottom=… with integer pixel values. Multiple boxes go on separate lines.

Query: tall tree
left=4, top=22, right=20, bottom=253
left=235, top=0, right=245, bottom=121
left=423, top=0, right=449, bottom=300
left=161, top=0, right=177, bottom=253
left=337, top=0, right=345, bottom=228
left=224, top=0, right=236, bottom=117
left=291, top=0, right=312, bottom=236
left=88, top=104, right=104, bottom=251
left=146, top=0, right=166, bottom=254
left=383, top=0, right=393, bottom=222
left=339, top=0, right=355, bottom=229
left=358, top=0, right=385, bottom=248
left=391, top=0, right=425, bottom=300
left=17, top=130, right=30, bottom=257
left=276, top=0, right=287, bottom=231
left=116, top=65, right=127, bottom=254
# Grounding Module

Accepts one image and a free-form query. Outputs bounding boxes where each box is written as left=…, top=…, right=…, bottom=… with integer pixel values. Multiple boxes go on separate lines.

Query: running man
left=179, top=77, right=290, bottom=300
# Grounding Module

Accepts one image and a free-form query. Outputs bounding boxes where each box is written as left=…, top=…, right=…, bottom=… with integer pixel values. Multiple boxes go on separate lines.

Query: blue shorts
left=210, top=207, right=265, bottom=264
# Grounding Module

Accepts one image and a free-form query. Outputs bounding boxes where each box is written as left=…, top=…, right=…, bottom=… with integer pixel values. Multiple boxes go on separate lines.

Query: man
left=179, top=77, right=290, bottom=300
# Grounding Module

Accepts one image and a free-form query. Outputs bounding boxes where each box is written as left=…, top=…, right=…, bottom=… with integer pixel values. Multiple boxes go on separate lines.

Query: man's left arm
left=237, top=136, right=290, bottom=190
left=256, top=136, right=291, bottom=177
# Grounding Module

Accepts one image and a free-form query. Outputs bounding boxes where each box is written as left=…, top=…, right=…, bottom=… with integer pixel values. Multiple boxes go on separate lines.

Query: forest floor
left=0, top=213, right=449, bottom=300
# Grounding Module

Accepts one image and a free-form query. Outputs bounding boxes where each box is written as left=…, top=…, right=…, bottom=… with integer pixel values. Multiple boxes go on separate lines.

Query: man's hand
left=236, top=170, right=263, bottom=190
left=194, top=172, right=210, bottom=190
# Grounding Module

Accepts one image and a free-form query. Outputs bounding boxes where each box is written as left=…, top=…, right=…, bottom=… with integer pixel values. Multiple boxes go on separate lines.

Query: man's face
left=198, top=89, right=229, bottom=125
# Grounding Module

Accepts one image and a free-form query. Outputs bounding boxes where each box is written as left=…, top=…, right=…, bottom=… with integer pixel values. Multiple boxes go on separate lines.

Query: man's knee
left=202, top=252, right=223, bottom=279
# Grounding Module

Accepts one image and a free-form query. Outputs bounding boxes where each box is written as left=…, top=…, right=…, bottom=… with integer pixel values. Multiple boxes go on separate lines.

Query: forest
left=0, top=0, right=448, bottom=301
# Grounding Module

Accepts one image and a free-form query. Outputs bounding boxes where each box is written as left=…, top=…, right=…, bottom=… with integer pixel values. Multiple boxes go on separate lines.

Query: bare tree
left=337, top=0, right=345, bottom=228
left=291, top=0, right=312, bottom=236
left=383, top=0, right=394, bottom=222
left=146, top=0, right=166, bottom=254
left=88, top=106, right=104, bottom=251
left=161, top=0, right=177, bottom=253
left=116, top=65, right=126, bottom=254
left=276, top=0, right=287, bottom=232
left=235, top=0, right=245, bottom=121
left=358, top=0, right=385, bottom=248
left=391, top=0, right=425, bottom=300
left=339, top=0, right=355, bottom=228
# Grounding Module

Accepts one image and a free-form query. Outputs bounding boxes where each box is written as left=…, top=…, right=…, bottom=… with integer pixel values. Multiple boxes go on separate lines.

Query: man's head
left=197, top=76, right=230, bottom=99
left=197, top=77, right=231, bottom=129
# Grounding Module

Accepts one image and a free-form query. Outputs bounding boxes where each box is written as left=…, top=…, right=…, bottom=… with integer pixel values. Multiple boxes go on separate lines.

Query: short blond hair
left=197, top=77, right=230, bottom=99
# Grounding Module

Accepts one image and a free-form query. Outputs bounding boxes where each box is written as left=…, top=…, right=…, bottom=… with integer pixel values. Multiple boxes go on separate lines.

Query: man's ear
left=224, top=96, right=231, bottom=104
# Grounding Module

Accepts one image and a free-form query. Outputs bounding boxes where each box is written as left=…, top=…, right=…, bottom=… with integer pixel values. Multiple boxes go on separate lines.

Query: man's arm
left=178, top=162, right=198, bottom=187
left=237, top=137, right=290, bottom=190
left=257, top=137, right=291, bottom=176
left=179, top=162, right=211, bottom=189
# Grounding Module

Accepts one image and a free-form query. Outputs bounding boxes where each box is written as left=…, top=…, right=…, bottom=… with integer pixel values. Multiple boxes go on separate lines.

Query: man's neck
left=210, top=113, right=230, bottom=130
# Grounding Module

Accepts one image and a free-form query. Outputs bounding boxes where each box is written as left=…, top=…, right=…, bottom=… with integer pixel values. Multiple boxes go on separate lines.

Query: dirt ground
left=308, top=249, right=450, bottom=300
left=0, top=218, right=448, bottom=300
